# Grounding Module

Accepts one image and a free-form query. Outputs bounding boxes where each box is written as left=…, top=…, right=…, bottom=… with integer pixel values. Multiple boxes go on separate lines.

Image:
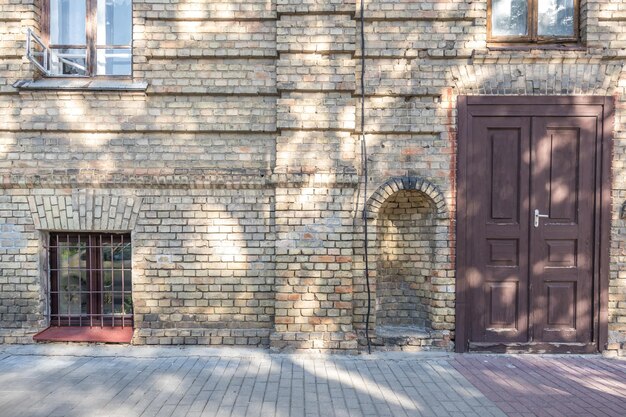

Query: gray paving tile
left=3, top=347, right=623, bottom=417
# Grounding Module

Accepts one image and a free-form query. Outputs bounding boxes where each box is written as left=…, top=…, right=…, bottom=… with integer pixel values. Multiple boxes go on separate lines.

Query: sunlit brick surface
left=0, top=0, right=625, bottom=353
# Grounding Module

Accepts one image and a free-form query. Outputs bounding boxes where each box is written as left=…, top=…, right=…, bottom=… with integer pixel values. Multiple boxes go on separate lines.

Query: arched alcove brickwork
left=366, top=177, right=447, bottom=220
left=357, top=176, right=454, bottom=350
left=376, top=190, right=436, bottom=329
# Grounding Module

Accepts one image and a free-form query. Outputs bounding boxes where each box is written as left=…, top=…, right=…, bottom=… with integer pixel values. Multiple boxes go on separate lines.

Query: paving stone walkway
left=0, top=346, right=624, bottom=417
left=452, top=355, right=626, bottom=417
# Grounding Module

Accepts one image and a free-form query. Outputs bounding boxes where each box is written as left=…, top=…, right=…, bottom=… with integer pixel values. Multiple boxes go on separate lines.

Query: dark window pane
left=57, top=242, right=87, bottom=269
left=491, top=0, right=528, bottom=36
left=50, top=233, right=132, bottom=327
left=81, top=292, right=90, bottom=314
left=59, top=274, right=82, bottom=314
left=102, top=241, right=114, bottom=263
left=103, top=292, right=113, bottom=314
left=97, top=0, right=132, bottom=46
left=538, top=0, right=575, bottom=36
left=113, top=293, right=124, bottom=314
left=124, top=293, right=133, bottom=314
left=122, top=243, right=132, bottom=267
left=49, top=0, right=86, bottom=45
left=111, top=242, right=131, bottom=268
left=103, top=270, right=113, bottom=290
left=114, top=270, right=123, bottom=289
left=124, top=269, right=132, bottom=289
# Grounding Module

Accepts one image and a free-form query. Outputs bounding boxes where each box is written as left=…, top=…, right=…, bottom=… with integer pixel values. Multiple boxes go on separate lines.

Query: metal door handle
left=534, top=209, right=549, bottom=227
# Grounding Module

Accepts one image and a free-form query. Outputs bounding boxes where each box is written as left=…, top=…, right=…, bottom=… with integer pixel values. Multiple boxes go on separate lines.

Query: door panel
left=465, top=113, right=597, bottom=348
left=457, top=97, right=612, bottom=353
left=530, top=117, right=596, bottom=343
left=468, top=117, right=530, bottom=343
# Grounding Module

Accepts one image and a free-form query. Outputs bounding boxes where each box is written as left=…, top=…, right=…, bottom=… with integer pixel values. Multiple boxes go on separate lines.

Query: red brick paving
left=452, top=355, right=626, bottom=417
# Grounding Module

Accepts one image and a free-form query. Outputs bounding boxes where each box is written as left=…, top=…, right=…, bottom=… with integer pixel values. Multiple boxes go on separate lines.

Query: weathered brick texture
left=139, top=59, right=277, bottom=95
left=137, top=21, right=276, bottom=59
left=0, top=190, right=47, bottom=344
left=133, top=192, right=275, bottom=346
left=0, top=0, right=624, bottom=354
left=134, top=0, right=276, bottom=20
left=1, top=94, right=276, bottom=132
left=375, top=191, right=437, bottom=328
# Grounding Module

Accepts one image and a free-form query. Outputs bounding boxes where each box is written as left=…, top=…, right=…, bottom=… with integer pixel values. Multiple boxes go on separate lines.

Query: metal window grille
left=49, top=233, right=133, bottom=327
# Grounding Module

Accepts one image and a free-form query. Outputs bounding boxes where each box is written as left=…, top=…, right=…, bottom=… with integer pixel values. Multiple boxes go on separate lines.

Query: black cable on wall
left=359, top=0, right=372, bottom=355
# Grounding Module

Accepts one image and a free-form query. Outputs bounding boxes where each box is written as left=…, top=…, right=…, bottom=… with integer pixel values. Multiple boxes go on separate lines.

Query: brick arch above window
left=366, top=177, right=447, bottom=220
left=448, top=62, right=623, bottom=96
left=488, top=0, right=580, bottom=44
left=27, top=190, right=143, bottom=231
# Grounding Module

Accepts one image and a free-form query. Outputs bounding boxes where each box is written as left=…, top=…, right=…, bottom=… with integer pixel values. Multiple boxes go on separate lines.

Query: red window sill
left=33, top=326, right=133, bottom=343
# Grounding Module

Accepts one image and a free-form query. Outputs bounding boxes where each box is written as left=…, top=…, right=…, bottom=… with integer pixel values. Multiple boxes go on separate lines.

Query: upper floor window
left=489, top=0, right=578, bottom=43
left=43, top=0, right=132, bottom=76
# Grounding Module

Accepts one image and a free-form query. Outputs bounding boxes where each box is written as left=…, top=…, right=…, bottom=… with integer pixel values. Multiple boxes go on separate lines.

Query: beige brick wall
left=375, top=190, right=436, bottom=328
left=133, top=191, right=275, bottom=346
left=0, top=0, right=624, bottom=353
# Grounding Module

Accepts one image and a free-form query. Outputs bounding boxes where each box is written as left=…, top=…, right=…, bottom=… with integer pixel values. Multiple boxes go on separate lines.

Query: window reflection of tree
left=493, top=0, right=528, bottom=36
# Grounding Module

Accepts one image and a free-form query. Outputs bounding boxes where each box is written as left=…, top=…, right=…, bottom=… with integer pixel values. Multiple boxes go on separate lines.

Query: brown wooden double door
left=457, top=97, right=613, bottom=353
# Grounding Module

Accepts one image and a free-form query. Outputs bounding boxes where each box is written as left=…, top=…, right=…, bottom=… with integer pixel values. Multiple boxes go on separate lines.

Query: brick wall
left=0, top=0, right=624, bottom=353
left=375, top=190, right=435, bottom=329
left=133, top=191, right=275, bottom=346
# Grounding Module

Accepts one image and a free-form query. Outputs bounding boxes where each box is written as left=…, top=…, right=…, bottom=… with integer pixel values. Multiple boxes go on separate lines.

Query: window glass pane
left=97, top=0, right=132, bottom=46
left=49, top=48, right=88, bottom=76
left=103, top=270, right=112, bottom=291
left=50, top=233, right=132, bottom=326
left=102, top=243, right=114, bottom=268
left=113, top=293, right=124, bottom=314
left=538, top=0, right=575, bottom=37
left=57, top=242, right=87, bottom=269
left=96, top=49, right=132, bottom=75
left=81, top=292, right=90, bottom=314
left=124, top=293, right=133, bottom=314
left=111, top=242, right=131, bottom=268
left=103, top=292, right=113, bottom=314
left=49, top=0, right=86, bottom=45
left=113, top=270, right=123, bottom=290
left=124, top=269, right=132, bottom=289
left=59, top=272, right=84, bottom=314
left=491, top=0, right=528, bottom=37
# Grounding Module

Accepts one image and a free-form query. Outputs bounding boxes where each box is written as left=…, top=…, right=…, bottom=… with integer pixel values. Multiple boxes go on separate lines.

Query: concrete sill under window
left=33, top=327, right=133, bottom=343
left=486, top=43, right=587, bottom=52
left=13, top=79, right=148, bottom=92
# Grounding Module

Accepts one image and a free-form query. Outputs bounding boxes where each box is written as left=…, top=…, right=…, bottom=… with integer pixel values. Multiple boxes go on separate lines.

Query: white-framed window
left=44, top=0, right=132, bottom=76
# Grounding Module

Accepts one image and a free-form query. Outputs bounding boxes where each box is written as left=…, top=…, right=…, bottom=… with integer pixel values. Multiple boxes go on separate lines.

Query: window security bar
left=49, top=233, right=133, bottom=328
left=26, top=28, right=88, bottom=77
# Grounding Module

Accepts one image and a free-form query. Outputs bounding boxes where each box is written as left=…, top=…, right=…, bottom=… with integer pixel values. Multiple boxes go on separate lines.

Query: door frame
left=455, top=96, right=614, bottom=353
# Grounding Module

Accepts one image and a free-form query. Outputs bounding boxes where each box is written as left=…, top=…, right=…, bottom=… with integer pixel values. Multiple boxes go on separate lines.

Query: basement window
left=35, top=233, right=133, bottom=343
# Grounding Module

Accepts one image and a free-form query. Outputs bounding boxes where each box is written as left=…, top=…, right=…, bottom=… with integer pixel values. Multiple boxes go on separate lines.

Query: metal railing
left=26, top=28, right=88, bottom=76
